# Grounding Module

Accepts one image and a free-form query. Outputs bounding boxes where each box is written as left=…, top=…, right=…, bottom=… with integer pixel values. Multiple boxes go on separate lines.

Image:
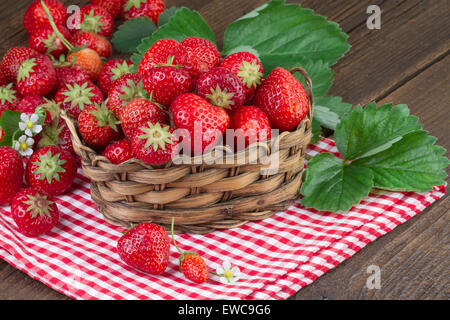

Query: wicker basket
left=61, top=67, right=314, bottom=234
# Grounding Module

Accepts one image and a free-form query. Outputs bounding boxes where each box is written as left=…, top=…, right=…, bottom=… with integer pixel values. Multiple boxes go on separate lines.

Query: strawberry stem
left=170, top=217, right=183, bottom=254
left=41, top=0, right=74, bottom=52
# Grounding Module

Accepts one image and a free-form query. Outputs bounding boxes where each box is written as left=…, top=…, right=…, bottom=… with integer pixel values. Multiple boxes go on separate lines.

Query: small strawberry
left=174, top=37, right=221, bottom=79
left=254, top=67, right=309, bottom=132
left=107, top=73, right=148, bottom=118
left=28, top=24, right=72, bottom=59
left=35, top=118, right=75, bottom=157
left=196, top=67, right=246, bottom=112
left=142, top=65, right=194, bottom=107
left=228, top=106, right=272, bottom=149
left=220, top=52, right=264, bottom=103
left=17, top=54, right=56, bottom=97
left=78, top=103, right=122, bottom=149
left=16, top=95, right=54, bottom=125
left=55, top=81, right=104, bottom=118
left=137, top=39, right=180, bottom=75
left=103, top=139, right=133, bottom=165
left=170, top=93, right=230, bottom=154
left=54, top=64, right=90, bottom=92
left=99, top=59, right=134, bottom=95
left=0, top=146, right=24, bottom=206
left=26, top=145, right=77, bottom=196
left=170, top=218, right=208, bottom=284
left=67, top=48, right=103, bottom=82
left=78, top=4, right=114, bottom=37
left=122, top=0, right=165, bottom=25
left=23, top=0, right=68, bottom=35
left=71, top=31, right=112, bottom=59
left=119, top=98, right=169, bottom=139
left=131, top=122, right=178, bottom=166
left=0, top=83, right=20, bottom=117
left=117, top=222, right=171, bottom=275
left=91, top=0, right=127, bottom=19
left=11, top=188, right=59, bottom=236
left=0, top=47, right=37, bottom=83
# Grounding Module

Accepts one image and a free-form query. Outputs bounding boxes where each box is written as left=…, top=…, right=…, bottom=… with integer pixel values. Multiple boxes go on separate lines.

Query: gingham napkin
left=0, top=138, right=446, bottom=300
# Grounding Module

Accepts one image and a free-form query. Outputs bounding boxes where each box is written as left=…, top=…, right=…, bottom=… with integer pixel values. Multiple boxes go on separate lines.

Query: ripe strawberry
left=143, top=66, right=194, bottom=107
left=0, top=73, right=6, bottom=87
left=55, top=81, right=104, bottom=118
left=122, top=0, right=165, bottom=25
left=174, top=37, right=221, bottom=79
left=16, top=95, right=54, bottom=125
left=229, top=106, right=272, bottom=149
left=254, top=67, right=309, bottom=132
left=107, top=73, right=148, bottom=118
left=0, top=147, right=24, bottom=206
left=132, top=123, right=178, bottom=165
left=0, top=47, right=37, bottom=83
left=11, top=188, right=59, bottom=236
left=35, top=118, right=75, bottom=157
left=117, top=222, right=171, bottom=275
left=17, top=54, right=56, bottom=97
left=91, top=0, right=127, bottom=19
left=28, top=24, right=72, bottom=59
left=23, top=0, right=68, bottom=35
left=196, top=67, right=246, bottom=112
left=137, top=39, right=180, bottom=75
left=0, top=83, right=20, bottom=117
left=119, top=98, right=169, bottom=139
left=79, top=4, right=114, bottom=37
left=54, top=64, right=90, bottom=92
left=71, top=31, right=112, bottom=59
left=99, top=59, right=134, bottom=95
left=170, top=93, right=230, bottom=154
left=220, top=52, right=264, bottom=103
left=78, top=103, right=122, bottom=149
left=67, top=48, right=103, bottom=82
left=103, top=139, right=133, bottom=165
left=26, top=145, right=77, bottom=196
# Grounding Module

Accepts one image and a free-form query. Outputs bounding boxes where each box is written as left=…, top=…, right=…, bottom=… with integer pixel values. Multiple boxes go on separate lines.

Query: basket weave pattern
left=62, top=68, right=314, bottom=234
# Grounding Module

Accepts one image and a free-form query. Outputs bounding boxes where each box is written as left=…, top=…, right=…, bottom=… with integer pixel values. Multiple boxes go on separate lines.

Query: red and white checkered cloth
left=0, top=138, right=446, bottom=300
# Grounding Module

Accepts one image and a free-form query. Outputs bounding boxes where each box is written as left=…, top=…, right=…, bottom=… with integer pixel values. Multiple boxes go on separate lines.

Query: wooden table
left=0, top=0, right=448, bottom=300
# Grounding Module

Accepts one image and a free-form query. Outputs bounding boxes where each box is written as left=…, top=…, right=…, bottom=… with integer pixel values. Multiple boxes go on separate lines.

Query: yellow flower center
left=225, top=270, right=233, bottom=280
left=27, top=121, right=34, bottom=129
left=20, top=142, right=28, bottom=150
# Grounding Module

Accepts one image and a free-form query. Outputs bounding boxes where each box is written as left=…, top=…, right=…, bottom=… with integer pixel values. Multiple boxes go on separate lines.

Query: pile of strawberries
left=0, top=0, right=310, bottom=284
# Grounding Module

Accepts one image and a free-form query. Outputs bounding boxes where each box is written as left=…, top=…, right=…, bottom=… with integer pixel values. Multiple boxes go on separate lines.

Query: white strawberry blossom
left=19, top=113, right=42, bottom=137
left=15, top=135, right=34, bottom=157
left=216, top=260, right=242, bottom=284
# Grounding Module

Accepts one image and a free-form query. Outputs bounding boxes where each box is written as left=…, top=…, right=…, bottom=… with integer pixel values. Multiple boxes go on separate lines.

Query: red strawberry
left=54, top=64, right=90, bottom=92
left=0, top=147, right=24, bottom=206
left=17, top=54, right=56, bottom=97
left=71, top=31, right=112, bottom=59
left=174, top=37, right=221, bottom=79
left=221, top=52, right=264, bottom=104
left=99, top=59, right=134, bottom=95
left=78, top=103, right=122, bottom=149
left=79, top=4, right=114, bottom=37
left=26, top=145, right=77, bottom=196
left=170, top=93, right=230, bottom=154
left=107, top=73, right=148, bottom=118
left=254, top=67, right=309, bottom=132
left=55, top=81, right=104, bottom=118
left=229, top=106, right=272, bottom=149
left=0, top=128, right=4, bottom=143
left=196, top=67, right=246, bottom=112
left=0, top=47, right=37, bottom=83
left=91, top=0, right=127, bottom=19
left=67, top=48, right=103, bottom=82
left=28, top=24, right=72, bottom=59
left=122, top=0, right=165, bottom=25
left=35, top=118, right=75, bottom=157
left=137, top=39, right=180, bottom=75
left=0, top=83, right=20, bottom=117
left=23, top=0, right=68, bottom=35
left=119, top=98, right=169, bottom=139
left=103, top=139, right=133, bottom=165
left=11, top=188, right=59, bottom=236
left=143, top=66, right=194, bottom=107
left=16, top=95, right=54, bottom=125
left=117, top=222, right=171, bottom=275
left=131, top=123, right=178, bottom=166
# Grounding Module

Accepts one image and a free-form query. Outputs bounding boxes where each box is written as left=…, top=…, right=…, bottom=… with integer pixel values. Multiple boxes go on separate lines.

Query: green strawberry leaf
left=310, top=118, right=322, bottom=145
left=112, top=17, right=157, bottom=53
left=291, top=60, right=333, bottom=98
left=300, top=153, right=374, bottom=212
left=223, top=0, right=350, bottom=74
left=0, top=110, right=21, bottom=147
left=314, top=96, right=353, bottom=130
left=335, top=103, right=423, bottom=161
left=158, top=7, right=180, bottom=26
left=353, top=130, right=449, bottom=192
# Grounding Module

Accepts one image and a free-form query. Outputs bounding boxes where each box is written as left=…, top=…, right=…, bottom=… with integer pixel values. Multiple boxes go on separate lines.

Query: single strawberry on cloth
left=0, top=138, right=446, bottom=300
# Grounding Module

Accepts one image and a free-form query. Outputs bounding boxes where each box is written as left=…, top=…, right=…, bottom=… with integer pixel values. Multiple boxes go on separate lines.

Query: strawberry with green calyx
left=107, top=73, right=148, bottom=118
left=28, top=24, right=72, bottom=59
left=78, top=4, right=114, bottom=37
left=0, top=83, right=20, bottom=117
left=171, top=217, right=209, bottom=284
left=137, top=39, right=180, bottom=75
left=0, top=47, right=37, bottom=83
left=11, top=188, right=59, bottom=236
left=0, top=146, right=24, bottom=206
left=16, top=95, right=55, bottom=125
left=78, top=103, right=122, bottom=149
left=71, top=30, right=113, bottom=60
left=55, top=81, right=104, bottom=119
left=54, top=64, right=90, bottom=92
left=35, top=118, right=74, bottom=157
left=17, top=54, right=56, bottom=97
left=26, top=145, right=77, bottom=196
left=23, top=0, right=68, bottom=35
left=122, top=0, right=165, bottom=24
left=99, top=59, right=134, bottom=95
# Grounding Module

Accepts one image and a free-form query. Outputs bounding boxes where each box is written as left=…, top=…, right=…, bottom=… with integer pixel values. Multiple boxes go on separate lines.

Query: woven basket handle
left=60, top=110, right=96, bottom=157
left=289, top=67, right=314, bottom=123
